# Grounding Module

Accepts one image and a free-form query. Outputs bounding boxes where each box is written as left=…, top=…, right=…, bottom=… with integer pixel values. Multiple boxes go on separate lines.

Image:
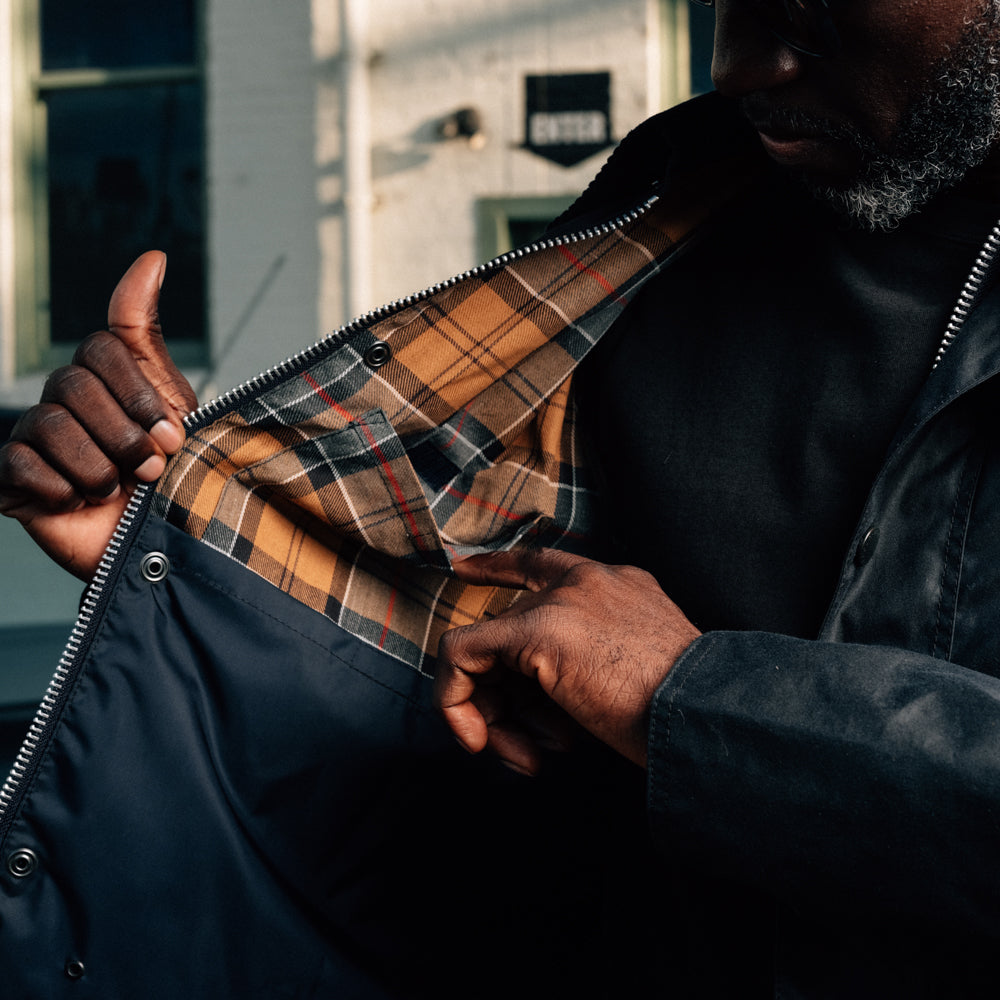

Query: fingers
left=4, top=406, right=121, bottom=509
left=436, top=642, right=572, bottom=776
left=71, top=332, right=175, bottom=435
left=436, top=612, right=559, bottom=776
left=438, top=551, right=696, bottom=771
left=437, top=556, right=576, bottom=768
left=20, top=332, right=173, bottom=509
left=473, top=677, right=577, bottom=764
left=44, top=336, right=176, bottom=478
left=0, top=251, right=199, bottom=534
left=90, top=250, right=198, bottom=460
left=0, top=440, right=90, bottom=519
left=451, top=547, right=589, bottom=592
left=435, top=651, right=488, bottom=753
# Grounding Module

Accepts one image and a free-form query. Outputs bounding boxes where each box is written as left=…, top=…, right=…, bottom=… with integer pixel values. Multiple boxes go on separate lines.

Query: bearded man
left=439, top=1, right=1000, bottom=994
left=3, top=1, right=1000, bottom=997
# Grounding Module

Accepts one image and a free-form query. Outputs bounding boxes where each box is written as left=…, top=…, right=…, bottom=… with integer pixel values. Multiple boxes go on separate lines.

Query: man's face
left=713, top=0, right=1000, bottom=229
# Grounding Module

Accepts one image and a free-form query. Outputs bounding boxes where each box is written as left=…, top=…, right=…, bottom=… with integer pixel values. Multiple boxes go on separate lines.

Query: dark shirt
left=581, top=171, right=1000, bottom=639
left=575, top=172, right=1000, bottom=998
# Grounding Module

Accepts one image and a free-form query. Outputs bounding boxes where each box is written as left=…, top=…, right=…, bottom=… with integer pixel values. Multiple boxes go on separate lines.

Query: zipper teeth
left=932, top=218, right=1000, bottom=370
left=0, top=195, right=660, bottom=826
left=4, top=202, right=992, bottom=825
left=0, top=484, right=152, bottom=822
left=184, top=195, right=660, bottom=430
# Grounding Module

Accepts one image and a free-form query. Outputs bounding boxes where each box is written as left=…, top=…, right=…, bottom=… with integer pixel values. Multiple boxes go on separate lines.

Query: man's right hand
left=0, top=251, right=198, bottom=581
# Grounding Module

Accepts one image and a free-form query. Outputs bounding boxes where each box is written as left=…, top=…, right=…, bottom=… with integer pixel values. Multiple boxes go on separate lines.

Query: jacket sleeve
left=646, top=630, right=1000, bottom=936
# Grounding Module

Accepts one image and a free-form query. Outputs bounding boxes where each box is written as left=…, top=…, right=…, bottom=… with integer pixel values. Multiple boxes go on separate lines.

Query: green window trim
left=476, top=195, right=578, bottom=263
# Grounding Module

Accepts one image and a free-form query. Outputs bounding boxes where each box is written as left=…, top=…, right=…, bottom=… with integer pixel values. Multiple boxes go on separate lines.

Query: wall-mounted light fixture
left=437, top=107, right=486, bottom=149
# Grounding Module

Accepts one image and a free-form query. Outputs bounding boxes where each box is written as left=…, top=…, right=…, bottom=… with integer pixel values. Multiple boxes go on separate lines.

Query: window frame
left=656, top=0, right=693, bottom=110
left=476, top=195, right=577, bottom=263
left=11, top=0, right=205, bottom=374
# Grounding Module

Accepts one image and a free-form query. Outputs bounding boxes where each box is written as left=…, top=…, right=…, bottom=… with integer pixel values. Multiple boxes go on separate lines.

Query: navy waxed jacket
left=3, top=93, right=1000, bottom=998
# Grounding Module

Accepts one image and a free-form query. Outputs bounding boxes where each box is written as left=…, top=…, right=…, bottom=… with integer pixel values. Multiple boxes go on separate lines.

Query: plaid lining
left=153, top=192, right=719, bottom=674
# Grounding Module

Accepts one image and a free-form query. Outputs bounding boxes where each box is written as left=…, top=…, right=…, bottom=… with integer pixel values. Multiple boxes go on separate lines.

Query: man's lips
left=741, top=96, right=866, bottom=176
left=749, top=118, right=860, bottom=175
left=756, top=129, right=831, bottom=166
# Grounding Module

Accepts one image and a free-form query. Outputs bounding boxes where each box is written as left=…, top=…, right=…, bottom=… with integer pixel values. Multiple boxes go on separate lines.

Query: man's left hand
left=435, top=548, right=701, bottom=774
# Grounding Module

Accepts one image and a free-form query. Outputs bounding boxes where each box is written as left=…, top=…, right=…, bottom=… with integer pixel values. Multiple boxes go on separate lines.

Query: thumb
left=107, top=250, right=198, bottom=420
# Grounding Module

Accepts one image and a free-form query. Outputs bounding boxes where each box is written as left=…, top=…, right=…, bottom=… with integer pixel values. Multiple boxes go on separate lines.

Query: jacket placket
left=0, top=180, right=735, bottom=996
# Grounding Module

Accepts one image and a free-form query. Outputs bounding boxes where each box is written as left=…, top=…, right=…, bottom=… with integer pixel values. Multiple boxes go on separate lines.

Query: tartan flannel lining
left=153, top=195, right=710, bottom=674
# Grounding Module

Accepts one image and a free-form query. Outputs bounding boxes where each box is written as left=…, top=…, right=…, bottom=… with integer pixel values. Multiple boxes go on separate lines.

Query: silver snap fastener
left=65, top=960, right=86, bottom=980
left=139, top=551, right=170, bottom=582
left=363, top=341, right=391, bottom=368
left=7, top=848, right=39, bottom=878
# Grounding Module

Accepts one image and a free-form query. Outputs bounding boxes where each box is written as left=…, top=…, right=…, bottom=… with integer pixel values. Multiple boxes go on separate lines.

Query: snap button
left=139, top=551, right=170, bottom=583
left=65, top=960, right=86, bottom=980
left=363, top=341, right=392, bottom=369
left=855, top=526, right=879, bottom=567
left=7, top=847, right=39, bottom=878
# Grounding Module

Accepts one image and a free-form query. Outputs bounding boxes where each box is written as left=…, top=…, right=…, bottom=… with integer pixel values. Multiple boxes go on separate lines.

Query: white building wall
left=202, top=0, right=324, bottom=395
left=363, top=0, right=651, bottom=309
left=0, top=0, right=15, bottom=391
left=0, top=0, right=673, bottom=688
left=206, top=0, right=656, bottom=390
left=0, top=0, right=664, bottom=399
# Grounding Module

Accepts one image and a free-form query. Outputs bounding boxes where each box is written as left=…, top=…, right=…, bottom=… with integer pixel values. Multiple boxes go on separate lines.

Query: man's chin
left=800, top=154, right=985, bottom=232
left=798, top=174, right=925, bottom=232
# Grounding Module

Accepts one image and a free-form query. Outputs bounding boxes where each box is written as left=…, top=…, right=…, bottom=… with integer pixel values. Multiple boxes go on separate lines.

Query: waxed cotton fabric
left=0, top=517, right=657, bottom=998
left=0, top=98, right=757, bottom=997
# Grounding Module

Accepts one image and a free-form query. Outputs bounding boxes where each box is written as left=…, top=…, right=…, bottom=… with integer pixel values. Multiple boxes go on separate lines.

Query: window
left=656, top=0, right=715, bottom=109
left=476, top=196, right=576, bottom=263
left=13, top=0, right=205, bottom=372
left=688, top=1, right=716, bottom=94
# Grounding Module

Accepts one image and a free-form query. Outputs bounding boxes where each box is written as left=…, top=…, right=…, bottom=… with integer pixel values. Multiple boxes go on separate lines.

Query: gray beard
left=808, top=16, right=1000, bottom=231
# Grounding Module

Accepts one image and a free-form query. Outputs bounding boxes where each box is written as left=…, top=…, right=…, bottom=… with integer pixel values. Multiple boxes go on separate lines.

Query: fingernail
left=134, top=454, right=166, bottom=481
left=98, top=484, right=122, bottom=504
left=149, top=419, right=182, bottom=453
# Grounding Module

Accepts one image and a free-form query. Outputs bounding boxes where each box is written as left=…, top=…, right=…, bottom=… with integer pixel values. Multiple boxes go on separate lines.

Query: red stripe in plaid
left=302, top=371, right=356, bottom=422
left=444, top=484, right=521, bottom=522
left=557, top=245, right=629, bottom=306
left=304, top=371, right=432, bottom=556
left=444, top=403, right=473, bottom=449
left=153, top=179, right=754, bottom=673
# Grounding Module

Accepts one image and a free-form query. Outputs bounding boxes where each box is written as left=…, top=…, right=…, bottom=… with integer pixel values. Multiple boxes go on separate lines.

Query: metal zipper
left=4, top=196, right=997, bottom=835
left=0, top=194, right=660, bottom=833
left=0, top=482, right=153, bottom=834
left=932, top=217, right=1000, bottom=370
left=185, top=194, right=660, bottom=432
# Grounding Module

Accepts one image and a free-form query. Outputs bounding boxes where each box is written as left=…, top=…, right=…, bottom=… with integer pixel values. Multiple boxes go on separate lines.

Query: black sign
left=523, top=72, right=613, bottom=168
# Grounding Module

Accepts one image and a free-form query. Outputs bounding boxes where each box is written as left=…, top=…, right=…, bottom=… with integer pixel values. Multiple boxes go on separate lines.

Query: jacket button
left=139, top=551, right=171, bottom=583
left=65, top=960, right=86, bottom=980
left=363, top=341, right=392, bottom=368
left=855, top=526, right=879, bottom=567
left=7, top=847, right=39, bottom=878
